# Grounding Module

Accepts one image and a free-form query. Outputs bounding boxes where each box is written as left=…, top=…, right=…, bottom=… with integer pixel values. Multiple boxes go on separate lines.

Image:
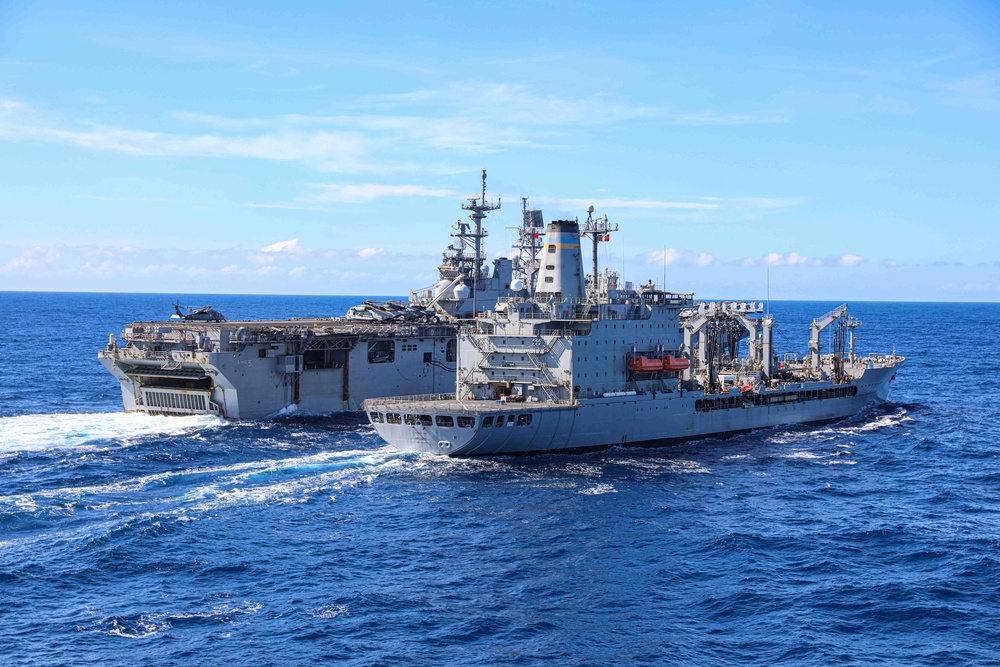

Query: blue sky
left=1, top=1, right=998, bottom=301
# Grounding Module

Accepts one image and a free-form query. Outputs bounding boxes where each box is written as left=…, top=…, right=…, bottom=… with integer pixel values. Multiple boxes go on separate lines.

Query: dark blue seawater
left=1, top=292, right=999, bottom=666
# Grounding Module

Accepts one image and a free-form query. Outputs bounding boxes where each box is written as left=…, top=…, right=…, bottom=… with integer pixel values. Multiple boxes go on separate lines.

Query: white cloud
left=260, top=238, right=302, bottom=254
left=288, top=266, right=308, bottom=278
left=695, top=252, right=715, bottom=267
left=763, top=252, right=811, bottom=266
left=541, top=197, right=717, bottom=211
left=308, top=183, right=457, bottom=204
left=1, top=82, right=785, bottom=175
left=221, top=264, right=239, bottom=273
left=839, top=253, right=864, bottom=267
left=358, top=247, right=385, bottom=259
left=882, top=259, right=898, bottom=268
left=0, top=247, right=60, bottom=273
left=644, top=248, right=682, bottom=265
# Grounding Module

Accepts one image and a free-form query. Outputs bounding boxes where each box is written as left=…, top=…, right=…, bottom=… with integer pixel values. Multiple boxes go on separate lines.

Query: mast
left=510, top=197, right=544, bottom=298
left=461, top=169, right=500, bottom=314
left=580, top=205, right=618, bottom=299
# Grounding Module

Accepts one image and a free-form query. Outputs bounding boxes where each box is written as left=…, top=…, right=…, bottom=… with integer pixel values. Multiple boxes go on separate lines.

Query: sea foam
left=0, top=412, right=223, bottom=454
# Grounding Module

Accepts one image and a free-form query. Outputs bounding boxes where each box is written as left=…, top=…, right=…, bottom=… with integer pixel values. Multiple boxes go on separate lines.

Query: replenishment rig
left=363, top=212, right=902, bottom=456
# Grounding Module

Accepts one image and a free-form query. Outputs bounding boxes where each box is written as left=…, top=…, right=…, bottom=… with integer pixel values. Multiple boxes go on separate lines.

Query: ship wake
left=0, top=411, right=225, bottom=455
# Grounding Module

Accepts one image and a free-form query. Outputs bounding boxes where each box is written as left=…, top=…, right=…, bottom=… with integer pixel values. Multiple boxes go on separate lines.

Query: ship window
left=495, top=416, right=505, bottom=428
left=507, top=415, right=516, bottom=425
left=404, top=414, right=433, bottom=426
left=436, top=415, right=454, bottom=427
left=547, top=245, right=555, bottom=253
left=446, top=339, right=457, bottom=363
left=457, top=416, right=475, bottom=428
left=369, top=411, right=384, bottom=423
left=545, top=264, right=555, bottom=270
left=482, top=416, right=494, bottom=427
left=517, top=414, right=532, bottom=426
left=424, top=352, right=433, bottom=363
left=386, top=413, right=402, bottom=424
left=259, top=348, right=268, bottom=358
left=368, top=340, right=395, bottom=364
left=544, top=277, right=554, bottom=283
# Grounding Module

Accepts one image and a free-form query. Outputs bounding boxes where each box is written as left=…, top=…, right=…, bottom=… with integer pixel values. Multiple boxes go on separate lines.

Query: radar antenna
left=508, top=197, right=544, bottom=297
left=460, top=169, right=500, bottom=314
left=581, top=205, right=618, bottom=299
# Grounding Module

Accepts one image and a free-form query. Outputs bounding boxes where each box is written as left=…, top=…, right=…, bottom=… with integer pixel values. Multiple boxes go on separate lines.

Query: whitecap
left=0, top=412, right=224, bottom=454
left=580, top=483, right=617, bottom=495
left=312, top=605, right=350, bottom=618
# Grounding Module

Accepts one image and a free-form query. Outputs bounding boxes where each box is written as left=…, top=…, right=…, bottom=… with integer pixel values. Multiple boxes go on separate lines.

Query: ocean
left=1, top=292, right=998, bottom=666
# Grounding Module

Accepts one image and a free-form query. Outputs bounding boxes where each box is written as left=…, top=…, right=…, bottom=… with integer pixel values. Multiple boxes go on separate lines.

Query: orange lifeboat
left=660, top=356, right=691, bottom=372
left=629, top=357, right=664, bottom=373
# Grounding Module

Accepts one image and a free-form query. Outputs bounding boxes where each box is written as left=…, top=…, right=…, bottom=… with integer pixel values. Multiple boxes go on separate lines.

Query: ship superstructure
left=363, top=212, right=903, bottom=456
left=99, top=172, right=546, bottom=420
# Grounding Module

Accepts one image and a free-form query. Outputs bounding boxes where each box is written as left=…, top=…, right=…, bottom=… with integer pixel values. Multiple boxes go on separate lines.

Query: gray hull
left=366, top=365, right=899, bottom=456
left=99, top=322, right=458, bottom=420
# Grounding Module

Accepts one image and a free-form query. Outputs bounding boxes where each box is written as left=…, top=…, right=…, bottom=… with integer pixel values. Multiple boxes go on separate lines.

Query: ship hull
left=100, top=325, right=458, bottom=420
left=366, top=365, right=899, bottom=456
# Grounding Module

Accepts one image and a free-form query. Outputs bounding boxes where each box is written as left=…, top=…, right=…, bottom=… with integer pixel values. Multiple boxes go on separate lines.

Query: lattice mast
left=508, top=197, right=544, bottom=297
left=580, top=205, right=618, bottom=298
left=460, top=170, right=500, bottom=313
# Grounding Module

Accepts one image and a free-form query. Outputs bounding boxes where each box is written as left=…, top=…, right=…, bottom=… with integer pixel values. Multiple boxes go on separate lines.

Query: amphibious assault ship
left=363, top=212, right=903, bottom=456
left=99, top=172, right=545, bottom=420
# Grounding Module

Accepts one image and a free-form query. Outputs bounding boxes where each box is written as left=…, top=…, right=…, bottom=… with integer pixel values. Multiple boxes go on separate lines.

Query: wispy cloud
left=644, top=248, right=682, bottom=266
left=1, top=247, right=60, bottom=273
left=940, top=70, right=1000, bottom=111
left=695, top=252, right=715, bottom=267
left=260, top=238, right=303, bottom=254
left=764, top=252, right=810, bottom=266
left=1, top=79, right=787, bottom=174
left=541, top=197, right=718, bottom=211
left=307, top=184, right=457, bottom=204
left=0, top=99, right=368, bottom=168
left=357, top=247, right=385, bottom=259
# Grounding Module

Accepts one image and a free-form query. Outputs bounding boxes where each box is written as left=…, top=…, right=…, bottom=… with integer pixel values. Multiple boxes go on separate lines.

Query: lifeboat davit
left=660, top=356, right=690, bottom=372
left=629, top=357, right=664, bottom=373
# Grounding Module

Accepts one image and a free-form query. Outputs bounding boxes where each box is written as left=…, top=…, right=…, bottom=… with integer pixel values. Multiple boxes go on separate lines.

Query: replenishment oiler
left=99, top=171, right=545, bottom=419
left=363, top=214, right=903, bottom=456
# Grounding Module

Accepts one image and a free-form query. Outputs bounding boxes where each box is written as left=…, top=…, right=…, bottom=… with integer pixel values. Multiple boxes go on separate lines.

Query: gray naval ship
left=363, top=213, right=904, bottom=456
left=99, top=171, right=546, bottom=420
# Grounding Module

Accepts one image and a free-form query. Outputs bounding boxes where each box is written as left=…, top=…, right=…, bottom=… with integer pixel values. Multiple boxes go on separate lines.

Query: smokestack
left=534, top=220, right=585, bottom=301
